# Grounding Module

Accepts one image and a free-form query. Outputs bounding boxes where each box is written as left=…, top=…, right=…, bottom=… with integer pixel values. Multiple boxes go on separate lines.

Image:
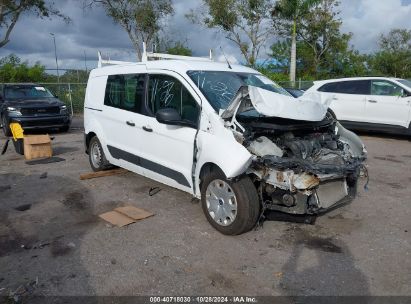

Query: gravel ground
left=0, top=124, right=410, bottom=298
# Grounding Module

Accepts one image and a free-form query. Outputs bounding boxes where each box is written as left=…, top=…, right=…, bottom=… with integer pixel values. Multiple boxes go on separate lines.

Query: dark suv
left=0, top=83, right=71, bottom=136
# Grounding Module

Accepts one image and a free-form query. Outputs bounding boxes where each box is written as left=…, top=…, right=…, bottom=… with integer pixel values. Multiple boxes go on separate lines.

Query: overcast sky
left=0, top=0, right=410, bottom=71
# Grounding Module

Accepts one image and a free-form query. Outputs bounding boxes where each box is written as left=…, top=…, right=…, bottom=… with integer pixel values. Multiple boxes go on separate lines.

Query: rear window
left=318, top=80, right=370, bottom=95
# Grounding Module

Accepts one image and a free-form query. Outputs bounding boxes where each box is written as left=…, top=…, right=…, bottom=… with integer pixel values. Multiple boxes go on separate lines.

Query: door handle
left=367, top=99, right=377, bottom=103
left=126, top=121, right=135, bottom=127
left=143, top=126, right=153, bottom=132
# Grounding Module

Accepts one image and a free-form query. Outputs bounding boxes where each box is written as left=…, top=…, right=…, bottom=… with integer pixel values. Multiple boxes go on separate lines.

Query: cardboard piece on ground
left=80, top=168, right=128, bottom=180
left=99, top=205, right=154, bottom=227
left=115, top=206, right=154, bottom=220
left=99, top=211, right=136, bottom=227
left=24, top=135, right=52, bottom=160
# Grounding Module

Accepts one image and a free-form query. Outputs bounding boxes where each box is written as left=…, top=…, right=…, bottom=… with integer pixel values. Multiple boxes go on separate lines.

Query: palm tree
left=273, top=0, right=321, bottom=83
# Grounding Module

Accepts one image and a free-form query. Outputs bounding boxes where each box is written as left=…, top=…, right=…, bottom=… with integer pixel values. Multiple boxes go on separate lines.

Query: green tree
left=0, top=0, right=69, bottom=48
left=60, top=70, right=90, bottom=83
left=271, top=0, right=367, bottom=79
left=0, top=54, right=47, bottom=82
left=188, top=0, right=274, bottom=67
left=296, top=0, right=348, bottom=76
left=166, top=42, right=192, bottom=56
left=86, top=0, right=174, bottom=60
left=272, top=0, right=321, bottom=82
left=370, top=29, right=411, bottom=78
left=268, top=39, right=291, bottom=75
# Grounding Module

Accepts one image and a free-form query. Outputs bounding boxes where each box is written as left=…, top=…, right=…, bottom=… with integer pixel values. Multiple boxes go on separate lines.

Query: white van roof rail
left=97, top=43, right=213, bottom=68
left=142, top=42, right=213, bottom=62
left=97, top=51, right=134, bottom=68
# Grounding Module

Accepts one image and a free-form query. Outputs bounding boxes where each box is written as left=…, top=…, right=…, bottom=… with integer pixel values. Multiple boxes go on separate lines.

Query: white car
left=305, top=77, right=411, bottom=135
left=84, top=50, right=367, bottom=235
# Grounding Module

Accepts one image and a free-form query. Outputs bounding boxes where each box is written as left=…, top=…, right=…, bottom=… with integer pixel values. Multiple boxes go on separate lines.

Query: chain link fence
left=40, top=83, right=87, bottom=114
left=277, top=80, right=315, bottom=90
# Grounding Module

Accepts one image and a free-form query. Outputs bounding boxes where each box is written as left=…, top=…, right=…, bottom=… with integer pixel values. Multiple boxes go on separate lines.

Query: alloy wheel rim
left=91, top=142, right=102, bottom=168
left=206, top=179, right=237, bottom=226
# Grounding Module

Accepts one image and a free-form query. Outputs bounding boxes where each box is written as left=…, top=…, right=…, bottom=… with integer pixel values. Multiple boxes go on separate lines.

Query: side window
left=104, top=74, right=145, bottom=112
left=148, top=74, right=199, bottom=125
left=337, top=80, right=370, bottom=95
left=318, top=82, right=339, bottom=93
left=319, top=80, right=370, bottom=94
left=371, top=80, right=403, bottom=96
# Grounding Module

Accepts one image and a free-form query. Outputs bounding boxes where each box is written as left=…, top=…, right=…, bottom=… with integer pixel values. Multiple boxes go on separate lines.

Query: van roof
left=313, top=76, right=401, bottom=85
left=90, top=59, right=258, bottom=77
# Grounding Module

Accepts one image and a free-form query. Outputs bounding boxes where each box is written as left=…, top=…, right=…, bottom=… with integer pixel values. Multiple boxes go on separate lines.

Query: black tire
left=201, top=169, right=260, bottom=235
left=59, top=125, right=70, bottom=133
left=88, top=136, right=111, bottom=171
left=1, top=115, right=12, bottom=137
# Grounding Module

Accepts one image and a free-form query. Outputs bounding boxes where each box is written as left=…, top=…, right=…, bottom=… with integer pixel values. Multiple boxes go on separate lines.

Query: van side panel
left=84, top=75, right=113, bottom=161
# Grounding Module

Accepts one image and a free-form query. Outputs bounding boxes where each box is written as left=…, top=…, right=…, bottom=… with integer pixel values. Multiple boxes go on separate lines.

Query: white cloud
left=340, top=0, right=411, bottom=53
left=0, top=0, right=410, bottom=69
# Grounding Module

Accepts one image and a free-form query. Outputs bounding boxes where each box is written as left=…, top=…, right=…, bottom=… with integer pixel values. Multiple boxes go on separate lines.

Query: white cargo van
left=84, top=50, right=367, bottom=235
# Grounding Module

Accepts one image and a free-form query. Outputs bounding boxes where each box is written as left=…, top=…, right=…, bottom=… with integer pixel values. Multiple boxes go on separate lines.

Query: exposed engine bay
left=224, top=86, right=367, bottom=215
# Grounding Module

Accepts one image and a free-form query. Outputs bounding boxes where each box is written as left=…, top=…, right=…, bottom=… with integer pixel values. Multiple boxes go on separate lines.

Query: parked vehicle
left=305, top=77, right=411, bottom=135
left=84, top=50, right=367, bottom=235
left=0, top=83, right=71, bottom=136
left=284, top=87, right=304, bottom=98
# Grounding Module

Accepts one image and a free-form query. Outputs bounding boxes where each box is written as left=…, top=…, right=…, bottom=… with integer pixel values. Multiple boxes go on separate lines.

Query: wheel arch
left=198, top=162, right=224, bottom=191
left=84, top=131, right=96, bottom=154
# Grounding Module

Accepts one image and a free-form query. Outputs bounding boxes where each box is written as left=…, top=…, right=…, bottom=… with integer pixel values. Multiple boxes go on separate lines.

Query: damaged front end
left=224, top=86, right=367, bottom=215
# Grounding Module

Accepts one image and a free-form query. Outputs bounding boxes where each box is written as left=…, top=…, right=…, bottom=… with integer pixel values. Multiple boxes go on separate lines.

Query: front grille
left=20, top=106, right=60, bottom=115
left=21, top=118, right=66, bottom=127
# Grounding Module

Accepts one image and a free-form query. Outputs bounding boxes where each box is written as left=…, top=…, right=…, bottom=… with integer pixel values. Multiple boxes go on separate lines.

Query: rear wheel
left=201, top=169, right=260, bottom=235
left=88, top=136, right=111, bottom=171
left=1, top=115, right=11, bottom=137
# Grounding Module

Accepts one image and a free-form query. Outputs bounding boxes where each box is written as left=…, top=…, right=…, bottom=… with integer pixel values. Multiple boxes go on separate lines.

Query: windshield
left=4, top=85, right=55, bottom=100
left=187, top=71, right=291, bottom=111
left=398, top=79, right=411, bottom=90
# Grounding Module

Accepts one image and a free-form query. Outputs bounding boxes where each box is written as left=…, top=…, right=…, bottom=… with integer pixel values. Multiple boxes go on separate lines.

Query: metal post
left=50, top=33, right=60, bottom=83
left=68, top=83, right=74, bottom=116
left=84, top=50, right=87, bottom=73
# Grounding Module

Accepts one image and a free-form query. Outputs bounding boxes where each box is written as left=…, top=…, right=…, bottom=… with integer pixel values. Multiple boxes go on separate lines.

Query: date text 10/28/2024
left=149, top=297, right=257, bottom=303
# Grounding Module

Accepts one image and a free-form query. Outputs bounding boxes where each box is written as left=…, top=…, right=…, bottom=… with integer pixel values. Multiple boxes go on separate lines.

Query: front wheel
left=201, top=170, right=260, bottom=235
left=88, top=136, right=111, bottom=171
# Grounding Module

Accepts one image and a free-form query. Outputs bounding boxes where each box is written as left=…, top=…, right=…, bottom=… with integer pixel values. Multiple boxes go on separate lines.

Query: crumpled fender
left=194, top=127, right=252, bottom=196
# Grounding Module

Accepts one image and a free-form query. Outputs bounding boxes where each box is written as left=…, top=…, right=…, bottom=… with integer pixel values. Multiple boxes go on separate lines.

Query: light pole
left=50, top=33, right=60, bottom=83
left=84, top=50, right=88, bottom=73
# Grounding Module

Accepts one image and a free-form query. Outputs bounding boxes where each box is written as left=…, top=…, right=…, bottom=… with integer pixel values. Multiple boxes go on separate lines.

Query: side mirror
left=155, top=108, right=196, bottom=128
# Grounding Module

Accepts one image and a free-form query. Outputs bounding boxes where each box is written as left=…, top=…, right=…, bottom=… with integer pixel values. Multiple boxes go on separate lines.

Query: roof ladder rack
left=142, top=42, right=213, bottom=62
left=97, top=51, right=134, bottom=68
left=97, top=43, right=214, bottom=67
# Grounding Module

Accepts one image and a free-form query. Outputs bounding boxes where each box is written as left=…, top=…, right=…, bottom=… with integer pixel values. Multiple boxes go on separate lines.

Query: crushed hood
left=221, top=86, right=332, bottom=122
